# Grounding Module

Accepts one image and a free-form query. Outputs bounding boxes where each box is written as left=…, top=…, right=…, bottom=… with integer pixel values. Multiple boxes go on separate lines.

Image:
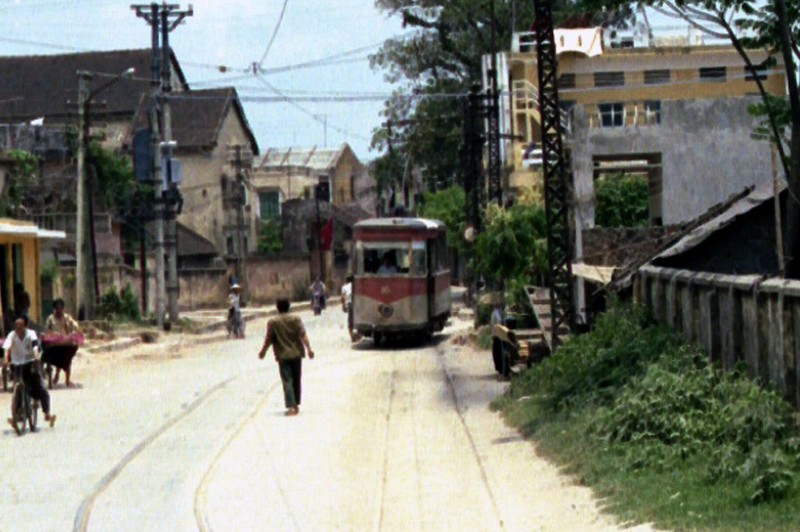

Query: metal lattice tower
left=533, top=0, right=575, bottom=348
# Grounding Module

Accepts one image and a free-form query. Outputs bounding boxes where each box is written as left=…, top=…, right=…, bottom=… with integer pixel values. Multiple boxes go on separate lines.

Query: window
left=259, top=190, right=281, bottom=221
left=644, top=101, right=661, bottom=125
left=355, top=242, right=416, bottom=275
left=644, top=69, right=670, bottom=85
left=226, top=236, right=235, bottom=257
left=594, top=71, right=624, bottom=88
left=559, top=100, right=576, bottom=113
left=699, top=66, right=726, bottom=81
left=599, top=103, right=625, bottom=127
left=557, top=73, right=576, bottom=89
left=745, top=65, right=768, bottom=81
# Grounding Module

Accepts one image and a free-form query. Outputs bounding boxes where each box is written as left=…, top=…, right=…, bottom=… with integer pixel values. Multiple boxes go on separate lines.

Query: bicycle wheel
left=28, top=397, right=37, bottom=432
left=1, top=366, right=7, bottom=393
left=10, top=384, right=26, bottom=436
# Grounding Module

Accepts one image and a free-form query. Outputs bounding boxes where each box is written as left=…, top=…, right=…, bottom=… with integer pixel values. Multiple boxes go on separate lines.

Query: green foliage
left=417, top=186, right=466, bottom=250
left=257, top=220, right=283, bottom=254
left=89, top=143, right=135, bottom=212
left=473, top=202, right=547, bottom=284
left=0, top=150, right=38, bottom=217
left=594, top=173, right=649, bottom=227
left=502, top=302, right=800, bottom=515
left=40, top=260, right=58, bottom=282
left=749, top=93, right=791, bottom=148
left=97, top=284, right=141, bottom=322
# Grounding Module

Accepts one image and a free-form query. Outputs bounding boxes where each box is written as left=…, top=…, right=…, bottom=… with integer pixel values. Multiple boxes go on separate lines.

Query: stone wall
left=635, top=265, right=800, bottom=408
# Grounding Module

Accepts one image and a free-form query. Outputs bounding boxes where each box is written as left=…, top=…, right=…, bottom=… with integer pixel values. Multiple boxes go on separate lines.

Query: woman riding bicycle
left=3, top=316, right=56, bottom=430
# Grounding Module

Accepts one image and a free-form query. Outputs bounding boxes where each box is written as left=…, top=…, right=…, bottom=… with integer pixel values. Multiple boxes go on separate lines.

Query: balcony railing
left=32, top=212, right=112, bottom=239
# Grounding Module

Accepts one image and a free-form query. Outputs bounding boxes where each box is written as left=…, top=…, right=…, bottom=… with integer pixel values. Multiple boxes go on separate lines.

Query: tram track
left=435, top=341, right=507, bottom=531
left=194, top=350, right=377, bottom=532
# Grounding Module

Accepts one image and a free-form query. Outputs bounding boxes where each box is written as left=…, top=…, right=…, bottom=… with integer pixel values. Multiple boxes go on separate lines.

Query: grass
left=493, top=302, right=800, bottom=531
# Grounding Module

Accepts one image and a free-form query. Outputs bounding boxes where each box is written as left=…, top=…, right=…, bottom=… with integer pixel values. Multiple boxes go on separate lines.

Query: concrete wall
left=571, top=97, right=775, bottom=227
left=635, top=265, right=800, bottom=408
left=177, top=255, right=310, bottom=311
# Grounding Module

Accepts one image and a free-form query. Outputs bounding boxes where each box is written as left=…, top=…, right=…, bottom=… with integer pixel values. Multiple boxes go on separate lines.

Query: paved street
left=0, top=308, right=640, bottom=532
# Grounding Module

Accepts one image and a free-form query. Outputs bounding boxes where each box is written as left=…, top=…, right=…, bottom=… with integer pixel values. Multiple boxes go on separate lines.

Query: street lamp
left=75, top=67, right=135, bottom=320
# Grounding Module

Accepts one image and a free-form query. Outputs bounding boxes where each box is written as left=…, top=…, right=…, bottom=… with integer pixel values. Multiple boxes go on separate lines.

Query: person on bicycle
left=3, top=316, right=56, bottom=429
left=309, top=276, right=327, bottom=315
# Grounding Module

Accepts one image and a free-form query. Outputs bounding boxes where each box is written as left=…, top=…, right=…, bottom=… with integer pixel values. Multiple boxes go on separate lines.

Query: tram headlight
left=378, top=304, right=394, bottom=319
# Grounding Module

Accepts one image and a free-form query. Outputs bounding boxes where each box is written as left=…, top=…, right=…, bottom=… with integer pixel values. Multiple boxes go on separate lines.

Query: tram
left=352, top=217, right=451, bottom=344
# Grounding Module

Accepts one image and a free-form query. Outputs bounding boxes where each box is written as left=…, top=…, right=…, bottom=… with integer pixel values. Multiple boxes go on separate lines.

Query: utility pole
left=229, top=145, right=250, bottom=304
left=132, top=1, right=192, bottom=327
left=534, top=0, right=576, bottom=348
left=76, top=72, right=94, bottom=321
left=486, top=0, right=503, bottom=205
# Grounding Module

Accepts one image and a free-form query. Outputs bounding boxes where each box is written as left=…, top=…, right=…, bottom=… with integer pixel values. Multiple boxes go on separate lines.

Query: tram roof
left=354, top=217, right=446, bottom=231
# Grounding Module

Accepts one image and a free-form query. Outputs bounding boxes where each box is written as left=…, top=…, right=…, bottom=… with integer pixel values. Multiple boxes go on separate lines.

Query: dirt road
left=0, top=308, right=647, bottom=531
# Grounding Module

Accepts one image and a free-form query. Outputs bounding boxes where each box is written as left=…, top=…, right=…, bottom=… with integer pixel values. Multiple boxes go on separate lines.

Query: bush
left=97, top=284, right=141, bottom=322
left=257, top=220, right=283, bottom=254
left=505, top=301, right=800, bottom=504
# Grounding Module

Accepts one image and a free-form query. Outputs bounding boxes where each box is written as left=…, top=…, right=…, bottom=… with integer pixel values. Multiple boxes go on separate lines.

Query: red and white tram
left=352, top=218, right=452, bottom=344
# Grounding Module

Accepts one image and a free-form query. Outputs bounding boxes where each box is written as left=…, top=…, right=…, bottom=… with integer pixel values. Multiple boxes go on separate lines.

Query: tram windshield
left=356, top=241, right=427, bottom=276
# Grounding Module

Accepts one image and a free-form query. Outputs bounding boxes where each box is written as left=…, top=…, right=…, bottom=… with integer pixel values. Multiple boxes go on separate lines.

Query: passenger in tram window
left=377, top=253, right=397, bottom=275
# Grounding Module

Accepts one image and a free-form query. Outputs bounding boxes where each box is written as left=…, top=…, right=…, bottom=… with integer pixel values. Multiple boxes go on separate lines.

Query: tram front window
left=357, top=243, right=425, bottom=275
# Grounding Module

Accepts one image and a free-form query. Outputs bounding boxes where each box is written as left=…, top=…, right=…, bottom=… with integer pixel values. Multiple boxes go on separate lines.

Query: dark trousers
left=12, top=362, right=50, bottom=415
left=278, top=358, right=303, bottom=408
left=492, top=338, right=510, bottom=377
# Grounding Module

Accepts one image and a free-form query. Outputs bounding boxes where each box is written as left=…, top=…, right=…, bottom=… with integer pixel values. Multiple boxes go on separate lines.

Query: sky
left=0, top=0, right=407, bottom=162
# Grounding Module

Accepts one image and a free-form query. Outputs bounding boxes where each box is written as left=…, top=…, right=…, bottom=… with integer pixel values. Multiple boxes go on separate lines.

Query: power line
left=253, top=73, right=371, bottom=142
left=258, top=0, right=290, bottom=66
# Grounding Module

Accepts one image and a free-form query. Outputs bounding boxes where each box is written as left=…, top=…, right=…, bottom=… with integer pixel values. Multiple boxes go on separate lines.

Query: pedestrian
left=341, top=274, right=355, bottom=342
left=258, top=299, right=315, bottom=416
left=227, top=284, right=244, bottom=338
left=4, top=315, right=56, bottom=432
left=43, top=298, right=83, bottom=387
left=490, top=299, right=510, bottom=381
left=309, top=276, right=327, bottom=315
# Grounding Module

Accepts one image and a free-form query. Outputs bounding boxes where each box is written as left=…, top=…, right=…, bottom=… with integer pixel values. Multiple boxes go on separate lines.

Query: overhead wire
left=258, top=0, right=290, bottom=67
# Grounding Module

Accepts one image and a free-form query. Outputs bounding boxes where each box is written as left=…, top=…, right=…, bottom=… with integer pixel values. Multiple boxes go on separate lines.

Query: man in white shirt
left=341, top=275, right=355, bottom=342
left=3, top=316, right=56, bottom=431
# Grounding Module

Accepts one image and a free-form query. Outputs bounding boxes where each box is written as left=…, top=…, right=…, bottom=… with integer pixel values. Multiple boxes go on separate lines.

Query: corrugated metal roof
left=258, top=145, right=346, bottom=172
left=0, top=218, right=66, bottom=239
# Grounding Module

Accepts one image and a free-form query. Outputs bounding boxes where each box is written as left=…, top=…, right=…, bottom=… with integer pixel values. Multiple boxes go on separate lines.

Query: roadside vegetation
left=493, top=302, right=800, bottom=531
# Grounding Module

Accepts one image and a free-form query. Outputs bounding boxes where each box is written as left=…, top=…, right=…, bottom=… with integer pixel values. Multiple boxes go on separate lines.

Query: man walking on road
left=258, top=299, right=314, bottom=416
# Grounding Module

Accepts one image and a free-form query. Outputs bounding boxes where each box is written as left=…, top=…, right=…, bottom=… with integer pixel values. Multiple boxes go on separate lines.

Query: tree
left=417, top=185, right=468, bottom=250
left=0, top=150, right=38, bottom=218
left=585, top=0, right=800, bottom=275
left=370, top=0, right=607, bottom=193
left=594, top=173, right=649, bottom=227
left=474, top=200, right=548, bottom=284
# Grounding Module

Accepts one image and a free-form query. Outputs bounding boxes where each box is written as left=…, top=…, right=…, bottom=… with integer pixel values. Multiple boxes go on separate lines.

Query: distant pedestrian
left=341, top=274, right=355, bottom=342
left=490, top=300, right=510, bottom=381
left=258, top=299, right=315, bottom=416
left=227, top=284, right=244, bottom=338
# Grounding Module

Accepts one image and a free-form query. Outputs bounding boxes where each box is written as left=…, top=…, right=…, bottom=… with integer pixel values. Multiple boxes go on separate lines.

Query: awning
left=572, top=262, right=615, bottom=285
left=0, top=218, right=66, bottom=240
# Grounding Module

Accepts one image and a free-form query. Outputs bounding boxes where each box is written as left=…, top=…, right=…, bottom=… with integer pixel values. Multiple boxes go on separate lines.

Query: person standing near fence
left=258, top=299, right=315, bottom=416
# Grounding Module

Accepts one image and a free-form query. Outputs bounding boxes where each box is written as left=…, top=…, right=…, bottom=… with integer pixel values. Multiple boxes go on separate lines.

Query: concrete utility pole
left=75, top=72, right=94, bottom=321
left=229, top=145, right=250, bottom=304
left=132, top=1, right=192, bottom=327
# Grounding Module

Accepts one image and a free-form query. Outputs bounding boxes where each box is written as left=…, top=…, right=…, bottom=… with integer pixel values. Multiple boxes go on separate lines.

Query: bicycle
left=9, top=364, right=39, bottom=436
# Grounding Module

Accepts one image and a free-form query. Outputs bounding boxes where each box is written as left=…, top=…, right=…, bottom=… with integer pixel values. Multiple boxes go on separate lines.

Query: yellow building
left=502, top=27, right=787, bottom=194
left=0, top=218, right=65, bottom=330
